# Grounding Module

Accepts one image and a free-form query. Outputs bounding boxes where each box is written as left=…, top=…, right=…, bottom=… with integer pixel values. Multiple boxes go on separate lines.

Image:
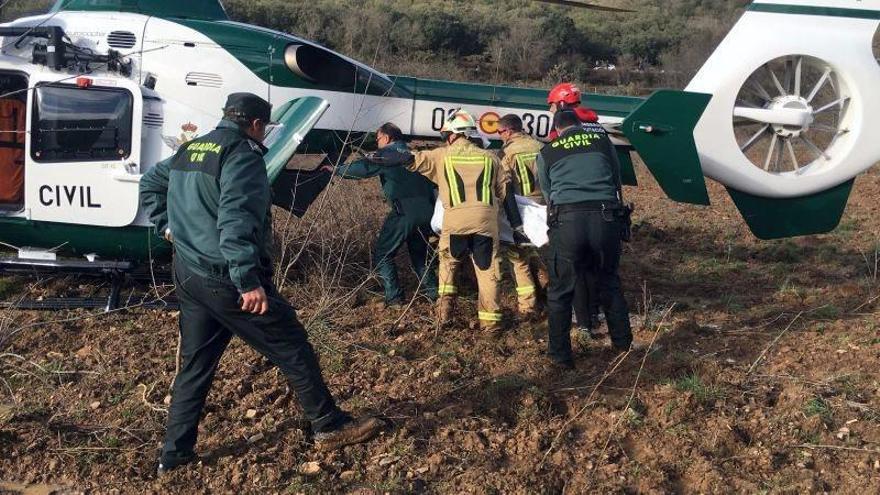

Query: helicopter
left=0, top=0, right=877, bottom=296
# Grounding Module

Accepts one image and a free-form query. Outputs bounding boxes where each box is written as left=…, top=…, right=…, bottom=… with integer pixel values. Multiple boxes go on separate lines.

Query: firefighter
left=496, top=113, right=549, bottom=319
left=537, top=110, right=633, bottom=368
left=333, top=123, right=439, bottom=306
left=140, top=93, right=383, bottom=475
left=382, top=111, right=512, bottom=332
left=547, top=82, right=604, bottom=338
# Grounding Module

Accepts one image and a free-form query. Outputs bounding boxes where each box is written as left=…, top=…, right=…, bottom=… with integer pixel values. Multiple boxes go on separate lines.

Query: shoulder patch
left=581, top=122, right=607, bottom=135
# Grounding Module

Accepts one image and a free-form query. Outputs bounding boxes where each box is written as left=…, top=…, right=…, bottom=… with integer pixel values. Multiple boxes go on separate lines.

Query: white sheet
left=430, top=196, right=549, bottom=247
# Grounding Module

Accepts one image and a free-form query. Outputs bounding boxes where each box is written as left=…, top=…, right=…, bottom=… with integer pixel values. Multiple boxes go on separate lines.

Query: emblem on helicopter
left=161, top=122, right=200, bottom=152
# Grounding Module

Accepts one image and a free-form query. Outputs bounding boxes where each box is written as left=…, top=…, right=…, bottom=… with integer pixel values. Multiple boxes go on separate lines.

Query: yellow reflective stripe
left=516, top=285, right=536, bottom=295
left=480, top=157, right=492, bottom=205
left=515, top=153, right=538, bottom=196
left=518, top=162, right=531, bottom=195
left=478, top=311, right=503, bottom=322
left=438, top=285, right=458, bottom=295
left=444, top=157, right=462, bottom=206
left=448, top=156, right=489, bottom=162
left=447, top=155, right=494, bottom=205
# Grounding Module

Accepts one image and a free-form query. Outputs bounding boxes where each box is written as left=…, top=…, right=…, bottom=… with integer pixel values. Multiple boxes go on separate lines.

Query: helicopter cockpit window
left=31, top=85, right=133, bottom=163
left=355, top=67, right=409, bottom=98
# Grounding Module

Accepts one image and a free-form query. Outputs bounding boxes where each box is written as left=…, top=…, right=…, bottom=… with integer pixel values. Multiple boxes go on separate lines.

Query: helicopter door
left=0, top=72, right=27, bottom=212
left=26, top=77, right=143, bottom=227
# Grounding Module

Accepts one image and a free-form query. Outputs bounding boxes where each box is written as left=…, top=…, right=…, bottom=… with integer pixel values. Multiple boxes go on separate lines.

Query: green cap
left=223, top=92, right=273, bottom=123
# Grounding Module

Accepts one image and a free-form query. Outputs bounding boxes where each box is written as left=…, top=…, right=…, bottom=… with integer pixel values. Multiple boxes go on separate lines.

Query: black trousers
left=545, top=207, right=632, bottom=362
left=161, top=260, right=347, bottom=465
left=573, top=271, right=600, bottom=329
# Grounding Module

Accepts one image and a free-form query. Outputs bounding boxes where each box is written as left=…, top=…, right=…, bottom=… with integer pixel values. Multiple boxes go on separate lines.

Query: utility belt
left=555, top=200, right=621, bottom=212
left=174, top=250, right=272, bottom=287
left=548, top=200, right=634, bottom=242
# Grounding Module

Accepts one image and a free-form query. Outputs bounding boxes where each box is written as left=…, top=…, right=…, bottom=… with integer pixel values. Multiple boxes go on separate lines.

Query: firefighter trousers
left=437, top=233, right=502, bottom=327
left=501, top=244, right=542, bottom=313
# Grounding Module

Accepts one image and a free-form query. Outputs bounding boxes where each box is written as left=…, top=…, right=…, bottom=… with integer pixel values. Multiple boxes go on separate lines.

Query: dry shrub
left=271, top=164, right=387, bottom=317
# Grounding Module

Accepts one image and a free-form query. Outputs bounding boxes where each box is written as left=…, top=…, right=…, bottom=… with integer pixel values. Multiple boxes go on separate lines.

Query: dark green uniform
left=140, top=119, right=348, bottom=469
left=537, top=123, right=632, bottom=364
left=336, top=141, right=438, bottom=303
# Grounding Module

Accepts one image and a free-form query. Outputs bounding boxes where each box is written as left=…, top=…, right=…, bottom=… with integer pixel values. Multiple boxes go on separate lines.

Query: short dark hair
left=223, top=108, right=257, bottom=129
left=498, top=114, right=523, bottom=133
left=223, top=92, right=272, bottom=128
left=554, top=110, right=580, bottom=130
left=378, top=122, right=404, bottom=142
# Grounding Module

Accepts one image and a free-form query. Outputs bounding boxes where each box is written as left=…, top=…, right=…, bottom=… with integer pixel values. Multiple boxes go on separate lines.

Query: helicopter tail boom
left=620, top=90, right=713, bottom=206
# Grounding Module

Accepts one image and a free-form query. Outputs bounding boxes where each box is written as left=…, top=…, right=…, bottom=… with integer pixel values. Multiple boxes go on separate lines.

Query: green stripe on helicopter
left=0, top=217, right=169, bottom=260
left=51, top=0, right=227, bottom=19
left=748, top=4, right=880, bottom=20
left=171, top=20, right=644, bottom=118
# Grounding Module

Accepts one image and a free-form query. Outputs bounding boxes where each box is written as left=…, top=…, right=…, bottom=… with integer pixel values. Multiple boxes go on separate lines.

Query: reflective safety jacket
left=408, top=138, right=507, bottom=238
left=140, top=120, right=273, bottom=293
left=499, top=133, right=544, bottom=204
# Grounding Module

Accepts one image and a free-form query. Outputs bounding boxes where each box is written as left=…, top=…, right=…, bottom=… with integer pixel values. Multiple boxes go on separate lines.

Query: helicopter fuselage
left=0, top=10, right=642, bottom=262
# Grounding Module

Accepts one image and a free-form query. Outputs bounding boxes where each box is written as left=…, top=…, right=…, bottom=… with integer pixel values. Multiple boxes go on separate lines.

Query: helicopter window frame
left=30, top=83, right=134, bottom=164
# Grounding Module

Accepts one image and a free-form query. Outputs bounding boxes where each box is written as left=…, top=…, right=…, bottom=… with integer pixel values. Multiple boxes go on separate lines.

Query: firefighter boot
left=437, top=296, right=456, bottom=328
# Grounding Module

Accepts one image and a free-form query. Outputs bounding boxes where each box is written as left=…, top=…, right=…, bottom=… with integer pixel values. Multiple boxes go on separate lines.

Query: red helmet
left=547, top=83, right=581, bottom=106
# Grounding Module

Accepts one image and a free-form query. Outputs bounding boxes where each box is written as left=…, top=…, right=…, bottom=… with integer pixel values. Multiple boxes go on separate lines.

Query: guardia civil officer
left=333, top=123, right=438, bottom=306
left=536, top=110, right=633, bottom=368
left=546, top=84, right=604, bottom=338
left=140, top=93, right=383, bottom=475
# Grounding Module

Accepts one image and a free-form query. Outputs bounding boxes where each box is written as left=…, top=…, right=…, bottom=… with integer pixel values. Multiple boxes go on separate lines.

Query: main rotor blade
left=532, top=0, right=635, bottom=12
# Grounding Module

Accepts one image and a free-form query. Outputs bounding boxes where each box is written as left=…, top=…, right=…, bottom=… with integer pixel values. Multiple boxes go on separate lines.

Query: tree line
left=7, top=0, right=752, bottom=91
left=222, top=0, right=750, bottom=90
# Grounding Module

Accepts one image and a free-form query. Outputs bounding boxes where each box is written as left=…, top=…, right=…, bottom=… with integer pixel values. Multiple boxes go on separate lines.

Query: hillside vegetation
left=6, top=0, right=749, bottom=90
left=224, top=0, right=748, bottom=89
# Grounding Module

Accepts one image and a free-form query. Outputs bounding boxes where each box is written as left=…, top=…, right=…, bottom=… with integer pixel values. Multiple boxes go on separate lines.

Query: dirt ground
left=1, top=163, right=880, bottom=494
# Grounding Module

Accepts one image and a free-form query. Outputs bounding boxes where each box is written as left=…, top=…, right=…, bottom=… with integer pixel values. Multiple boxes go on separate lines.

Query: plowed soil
left=2, top=164, right=880, bottom=494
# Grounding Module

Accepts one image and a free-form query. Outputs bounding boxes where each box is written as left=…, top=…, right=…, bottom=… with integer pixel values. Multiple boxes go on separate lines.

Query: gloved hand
left=512, top=226, right=532, bottom=247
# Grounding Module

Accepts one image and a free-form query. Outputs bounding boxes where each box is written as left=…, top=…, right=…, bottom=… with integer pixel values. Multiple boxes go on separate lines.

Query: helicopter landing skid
left=0, top=256, right=178, bottom=312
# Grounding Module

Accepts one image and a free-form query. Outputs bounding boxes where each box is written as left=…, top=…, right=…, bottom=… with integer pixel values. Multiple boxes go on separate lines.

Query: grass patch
left=836, top=218, right=860, bottom=237
left=776, top=277, right=805, bottom=298
left=625, top=407, right=644, bottom=428
left=756, top=240, right=802, bottom=264
left=811, top=305, right=841, bottom=320
left=803, top=397, right=832, bottom=423
left=0, top=277, right=23, bottom=299
left=674, top=373, right=725, bottom=406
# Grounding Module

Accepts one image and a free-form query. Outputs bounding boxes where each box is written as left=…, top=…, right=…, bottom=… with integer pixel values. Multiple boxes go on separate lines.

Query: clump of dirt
left=2, top=166, right=880, bottom=493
